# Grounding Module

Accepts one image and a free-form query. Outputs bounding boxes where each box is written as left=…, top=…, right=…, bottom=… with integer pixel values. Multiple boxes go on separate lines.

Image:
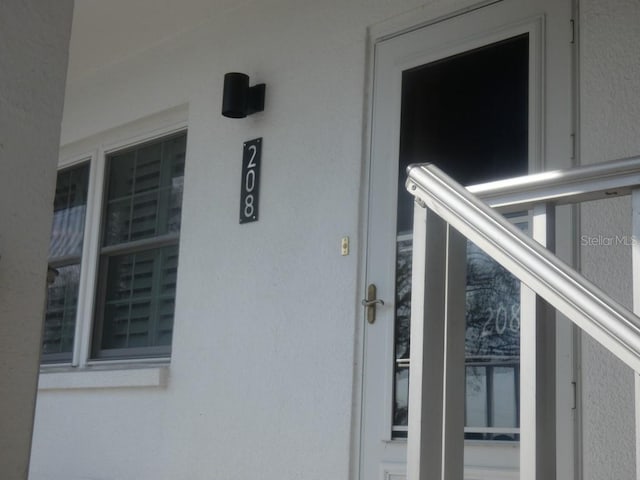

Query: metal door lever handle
left=362, top=284, right=384, bottom=324
left=361, top=299, right=384, bottom=307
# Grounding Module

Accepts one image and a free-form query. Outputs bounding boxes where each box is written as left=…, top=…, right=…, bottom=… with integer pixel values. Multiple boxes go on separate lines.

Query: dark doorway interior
left=397, top=34, right=529, bottom=233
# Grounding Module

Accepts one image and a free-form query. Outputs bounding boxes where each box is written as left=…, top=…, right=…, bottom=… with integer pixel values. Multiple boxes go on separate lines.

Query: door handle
left=362, top=284, right=384, bottom=324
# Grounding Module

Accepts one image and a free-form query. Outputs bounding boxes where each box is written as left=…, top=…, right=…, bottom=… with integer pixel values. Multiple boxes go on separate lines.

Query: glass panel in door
left=392, top=34, right=529, bottom=441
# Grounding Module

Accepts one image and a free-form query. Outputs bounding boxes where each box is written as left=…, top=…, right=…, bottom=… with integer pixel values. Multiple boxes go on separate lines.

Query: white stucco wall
left=579, top=0, right=640, bottom=479
left=28, top=0, right=640, bottom=479
left=30, top=1, right=424, bottom=479
left=0, top=1, right=74, bottom=478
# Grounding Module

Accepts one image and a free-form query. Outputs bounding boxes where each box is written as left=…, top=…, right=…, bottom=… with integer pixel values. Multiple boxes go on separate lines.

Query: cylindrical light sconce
left=222, top=72, right=265, bottom=118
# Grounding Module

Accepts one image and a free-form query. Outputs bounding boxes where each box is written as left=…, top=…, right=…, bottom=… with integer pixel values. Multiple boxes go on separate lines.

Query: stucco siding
left=580, top=0, right=640, bottom=479
left=27, top=0, right=640, bottom=479
left=0, top=1, right=73, bottom=478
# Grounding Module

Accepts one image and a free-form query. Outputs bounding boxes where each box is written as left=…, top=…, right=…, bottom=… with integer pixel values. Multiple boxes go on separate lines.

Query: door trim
left=356, top=1, right=578, bottom=479
left=369, top=0, right=506, bottom=42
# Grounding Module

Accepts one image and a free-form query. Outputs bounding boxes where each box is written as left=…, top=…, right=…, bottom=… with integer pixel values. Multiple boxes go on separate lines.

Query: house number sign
left=239, top=138, right=262, bottom=224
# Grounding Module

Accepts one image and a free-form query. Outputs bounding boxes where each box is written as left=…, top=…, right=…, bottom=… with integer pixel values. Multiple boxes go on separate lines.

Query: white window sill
left=38, top=365, right=169, bottom=391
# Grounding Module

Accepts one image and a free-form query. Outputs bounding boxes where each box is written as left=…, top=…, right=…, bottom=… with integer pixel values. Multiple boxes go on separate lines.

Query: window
left=42, top=130, right=187, bottom=364
left=43, top=163, right=90, bottom=363
left=93, top=133, right=185, bottom=359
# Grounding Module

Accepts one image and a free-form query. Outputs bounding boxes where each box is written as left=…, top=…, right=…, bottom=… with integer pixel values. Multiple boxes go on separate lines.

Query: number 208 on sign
left=239, top=138, right=261, bottom=224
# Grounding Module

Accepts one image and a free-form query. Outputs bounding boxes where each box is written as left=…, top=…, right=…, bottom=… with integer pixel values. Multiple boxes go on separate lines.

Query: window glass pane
left=105, top=189, right=183, bottom=245
left=160, top=246, right=179, bottom=295
left=466, top=366, right=488, bottom=428
left=394, top=365, right=409, bottom=427
left=391, top=238, right=522, bottom=440
left=168, top=179, right=184, bottom=235
left=103, top=198, right=133, bottom=245
left=392, top=34, right=528, bottom=439
left=108, top=151, right=135, bottom=199
left=43, top=162, right=89, bottom=362
left=395, top=236, right=412, bottom=361
left=166, top=134, right=186, bottom=234
left=465, top=239, right=521, bottom=441
left=396, top=34, right=528, bottom=232
left=134, top=143, right=162, bottom=194
left=49, top=163, right=90, bottom=259
left=157, top=298, right=175, bottom=346
left=42, top=264, right=81, bottom=360
left=129, top=191, right=160, bottom=241
left=492, top=366, right=518, bottom=428
left=96, top=132, right=185, bottom=359
left=100, top=245, right=178, bottom=353
left=465, top=242, right=520, bottom=359
left=103, top=134, right=186, bottom=247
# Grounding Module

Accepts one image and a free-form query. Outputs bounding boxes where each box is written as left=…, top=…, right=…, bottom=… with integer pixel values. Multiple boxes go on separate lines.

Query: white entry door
left=361, top=1, right=574, bottom=479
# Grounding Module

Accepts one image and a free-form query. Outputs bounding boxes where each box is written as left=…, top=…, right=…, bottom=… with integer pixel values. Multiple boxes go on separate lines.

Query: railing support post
left=407, top=204, right=447, bottom=480
left=407, top=201, right=466, bottom=480
left=441, top=228, right=467, bottom=480
left=520, top=203, right=556, bottom=480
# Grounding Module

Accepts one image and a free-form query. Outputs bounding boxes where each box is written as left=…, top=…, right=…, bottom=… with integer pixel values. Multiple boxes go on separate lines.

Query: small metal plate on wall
left=239, top=138, right=261, bottom=224
left=341, top=236, right=349, bottom=256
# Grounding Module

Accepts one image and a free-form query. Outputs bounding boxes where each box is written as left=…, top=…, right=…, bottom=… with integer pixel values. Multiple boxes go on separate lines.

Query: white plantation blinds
left=101, top=246, right=178, bottom=350
left=43, top=163, right=90, bottom=362
left=103, top=136, right=184, bottom=246
left=93, top=132, right=186, bottom=359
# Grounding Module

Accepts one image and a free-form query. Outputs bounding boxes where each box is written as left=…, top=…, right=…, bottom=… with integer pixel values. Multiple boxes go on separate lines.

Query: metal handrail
left=469, top=155, right=640, bottom=211
left=406, top=162, right=640, bottom=373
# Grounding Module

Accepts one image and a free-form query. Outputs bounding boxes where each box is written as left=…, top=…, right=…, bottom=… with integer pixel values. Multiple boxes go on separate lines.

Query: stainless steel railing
left=404, top=156, right=640, bottom=480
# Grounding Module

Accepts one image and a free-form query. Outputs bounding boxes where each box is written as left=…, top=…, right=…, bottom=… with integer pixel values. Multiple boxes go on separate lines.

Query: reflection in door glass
left=392, top=238, right=521, bottom=440
left=393, top=236, right=413, bottom=429
left=465, top=239, right=521, bottom=440
left=392, top=32, right=529, bottom=441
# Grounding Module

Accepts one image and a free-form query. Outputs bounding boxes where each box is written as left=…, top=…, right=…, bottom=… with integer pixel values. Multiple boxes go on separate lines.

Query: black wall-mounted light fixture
left=222, top=72, right=266, bottom=118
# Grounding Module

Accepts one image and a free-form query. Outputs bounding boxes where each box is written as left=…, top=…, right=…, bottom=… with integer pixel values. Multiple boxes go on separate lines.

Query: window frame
left=91, top=240, right=181, bottom=360
left=91, top=132, right=186, bottom=360
left=41, top=161, right=92, bottom=364
left=42, top=111, right=188, bottom=369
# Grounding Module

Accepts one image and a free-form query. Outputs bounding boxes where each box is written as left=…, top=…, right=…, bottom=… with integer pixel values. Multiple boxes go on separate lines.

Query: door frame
left=354, top=1, right=580, bottom=479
